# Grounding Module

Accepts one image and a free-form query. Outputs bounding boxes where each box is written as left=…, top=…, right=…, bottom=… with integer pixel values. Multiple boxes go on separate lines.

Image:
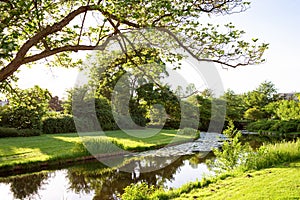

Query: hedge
left=42, top=114, right=76, bottom=134
left=0, top=127, right=41, bottom=138
left=246, top=119, right=300, bottom=133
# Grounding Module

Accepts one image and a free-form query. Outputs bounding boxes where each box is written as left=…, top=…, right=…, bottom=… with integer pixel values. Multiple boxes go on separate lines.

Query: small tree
left=223, top=120, right=240, bottom=138
left=244, top=107, right=265, bottom=121
left=4, top=86, right=51, bottom=129
left=207, top=122, right=251, bottom=172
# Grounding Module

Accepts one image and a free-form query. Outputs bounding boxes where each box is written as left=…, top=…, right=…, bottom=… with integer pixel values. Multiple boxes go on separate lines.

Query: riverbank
left=121, top=138, right=300, bottom=199
left=171, top=160, right=300, bottom=199
left=0, top=129, right=197, bottom=174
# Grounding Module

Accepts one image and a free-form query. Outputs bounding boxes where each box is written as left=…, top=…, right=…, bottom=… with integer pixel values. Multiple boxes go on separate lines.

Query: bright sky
left=17, top=0, right=300, bottom=98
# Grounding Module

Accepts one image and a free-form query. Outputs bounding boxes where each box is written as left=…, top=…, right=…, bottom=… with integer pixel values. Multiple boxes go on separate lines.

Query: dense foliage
left=0, top=127, right=41, bottom=138
left=246, top=119, right=300, bottom=134
left=0, top=0, right=268, bottom=84
left=42, top=113, right=76, bottom=134
left=0, top=85, right=51, bottom=130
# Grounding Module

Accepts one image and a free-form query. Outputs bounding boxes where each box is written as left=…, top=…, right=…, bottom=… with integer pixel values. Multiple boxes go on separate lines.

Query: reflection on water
left=0, top=152, right=214, bottom=200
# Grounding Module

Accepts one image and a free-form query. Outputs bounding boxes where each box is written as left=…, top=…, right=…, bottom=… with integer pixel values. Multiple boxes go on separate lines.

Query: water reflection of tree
left=188, top=152, right=214, bottom=169
left=67, top=156, right=190, bottom=199
left=2, top=172, right=49, bottom=199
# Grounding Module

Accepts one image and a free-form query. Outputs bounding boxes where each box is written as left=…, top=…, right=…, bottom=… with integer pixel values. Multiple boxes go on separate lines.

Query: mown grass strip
left=174, top=161, right=300, bottom=200
left=0, top=129, right=194, bottom=172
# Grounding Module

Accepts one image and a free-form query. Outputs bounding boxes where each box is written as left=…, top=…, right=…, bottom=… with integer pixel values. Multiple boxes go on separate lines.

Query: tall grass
left=121, top=139, right=300, bottom=200
left=81, top=137, right=124, bottom=155
left=209, top=121, right=300, bottom=173
left=243, top=138, right=300, bottom=171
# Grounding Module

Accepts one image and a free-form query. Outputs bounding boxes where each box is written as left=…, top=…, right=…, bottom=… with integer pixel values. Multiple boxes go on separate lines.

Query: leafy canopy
left=0, top=0, right=268, bottom=83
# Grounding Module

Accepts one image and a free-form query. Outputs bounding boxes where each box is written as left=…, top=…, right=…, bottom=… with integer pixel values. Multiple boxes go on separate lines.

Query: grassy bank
left=125, top=161, right=300, bottom=200
left=174, top=161, right=300, bottom=199
left=0, top=129, right=195, bottom=172
left=121, top=139, right=300, bottom=199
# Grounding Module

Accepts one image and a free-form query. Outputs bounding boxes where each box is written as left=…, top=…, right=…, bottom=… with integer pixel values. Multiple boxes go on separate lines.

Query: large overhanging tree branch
left=0, top=0, right=268, bottom=82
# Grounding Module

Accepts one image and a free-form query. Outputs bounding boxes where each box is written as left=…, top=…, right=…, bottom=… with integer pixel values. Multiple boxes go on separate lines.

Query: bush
left=297, top=124, right=300, bottom=132
left=0, top=127, right=19, bottom=137
left=18, top=129, right=42, bottom=137
left=269, top=120, right=299, bottom=133
left=42, top=114, right=76, bottom=134
left=121, top=182, right=156, bottom=200
left=131, top=115, right=147, bottom=127
left=247, top=120, right=300, bottom=134
left=207, top=129, right=251, bottom=172
left=163, top=119, right=180, bottom=129
left=278, top=121, right=298, bottom=133
left=244, top=107, right=265, bottom=121
left=246, top=120, right=278, bottom=132
left=0, top=127, right=41, bottom=138
left=223, top=120, right=240, bottom=138
left=82, top=137, right=122, bottom=155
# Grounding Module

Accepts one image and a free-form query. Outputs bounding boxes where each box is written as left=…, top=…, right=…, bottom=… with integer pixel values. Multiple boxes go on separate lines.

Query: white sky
left=16, top=0, right=300, bottom=98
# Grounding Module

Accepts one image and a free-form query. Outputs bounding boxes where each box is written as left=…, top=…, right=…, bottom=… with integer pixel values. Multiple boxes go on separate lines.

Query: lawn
left=175, top=161, right=300, bottom=200
left=0, top=129, right=194, bottom=170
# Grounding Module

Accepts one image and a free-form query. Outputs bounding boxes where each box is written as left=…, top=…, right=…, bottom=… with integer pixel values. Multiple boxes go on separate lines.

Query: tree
left=187, top=94, right=212, bottom=131
left=242, top=81, right=278, bottom=120
left=220, top=89, right=245, bottom=121
left=48, top=96, right=63, bottom=112
left=243, top=81, right=278, bottom=109
left=87, top=48, right=168, bottom=100
left=2, top=85, right=51, bottom=129
left=0, top=0, right=268, bottom=83
left=274, top=100, right=300, bottom=121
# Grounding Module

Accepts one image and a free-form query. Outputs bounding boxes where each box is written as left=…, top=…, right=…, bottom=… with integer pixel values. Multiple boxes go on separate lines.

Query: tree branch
left=159, top=28, right=250, bottom=68
left=22, top=44, right=109, bottom=64
left=77, top=0, right=90, bottom=45
left=0, top=4, right=139, bottom=82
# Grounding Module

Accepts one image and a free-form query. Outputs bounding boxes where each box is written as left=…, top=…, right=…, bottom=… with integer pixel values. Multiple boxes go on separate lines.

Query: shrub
left=207, top=132, right=251, bottom=172
left=297, top=124, right=300, bottom=132
left=0, top=127, right=19, bottom=137
left=0, top=127, right=41, bottom=138
left=163, top=119, right=180, bottom=129
left=18, top=129, right=42, bottom=137
left=269, top=120, right=299, bottom=133
left=207, top=122, right=251, bottom=172
left=82, top=137, right=122, bottom=155
left=131, top=115, right=147, bottom=128
left=246, top=120, right=277, bottom=132
left=223, top=120, right=240, bottom=138
left=66, top=95, right=118, bottom=131
left=246, top=120, right=300, bottom=134
left=244, top=107, right=265, bottom=121
left=278, top=121, right=298, bottom=133
left=42, top=114, right=76, bottom=134
left=121, top=182, right=156, bottom=200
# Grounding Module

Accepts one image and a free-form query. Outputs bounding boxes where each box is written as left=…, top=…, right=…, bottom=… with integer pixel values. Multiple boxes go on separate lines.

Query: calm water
left=0, top=152, right=214, bottom=200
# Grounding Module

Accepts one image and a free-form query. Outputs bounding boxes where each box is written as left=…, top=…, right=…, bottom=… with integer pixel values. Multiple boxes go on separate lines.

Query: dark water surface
left=0, top=152, right=214, bottom=200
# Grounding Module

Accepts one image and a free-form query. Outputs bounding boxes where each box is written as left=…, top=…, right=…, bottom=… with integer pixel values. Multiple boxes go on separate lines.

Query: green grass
left=0, top=129, right=194, bottom=171
left=174, top=161, right=300, bottom=200
left=121, top=139, right=300, bottom=199
left=241, top=139, right=300, bottom=171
